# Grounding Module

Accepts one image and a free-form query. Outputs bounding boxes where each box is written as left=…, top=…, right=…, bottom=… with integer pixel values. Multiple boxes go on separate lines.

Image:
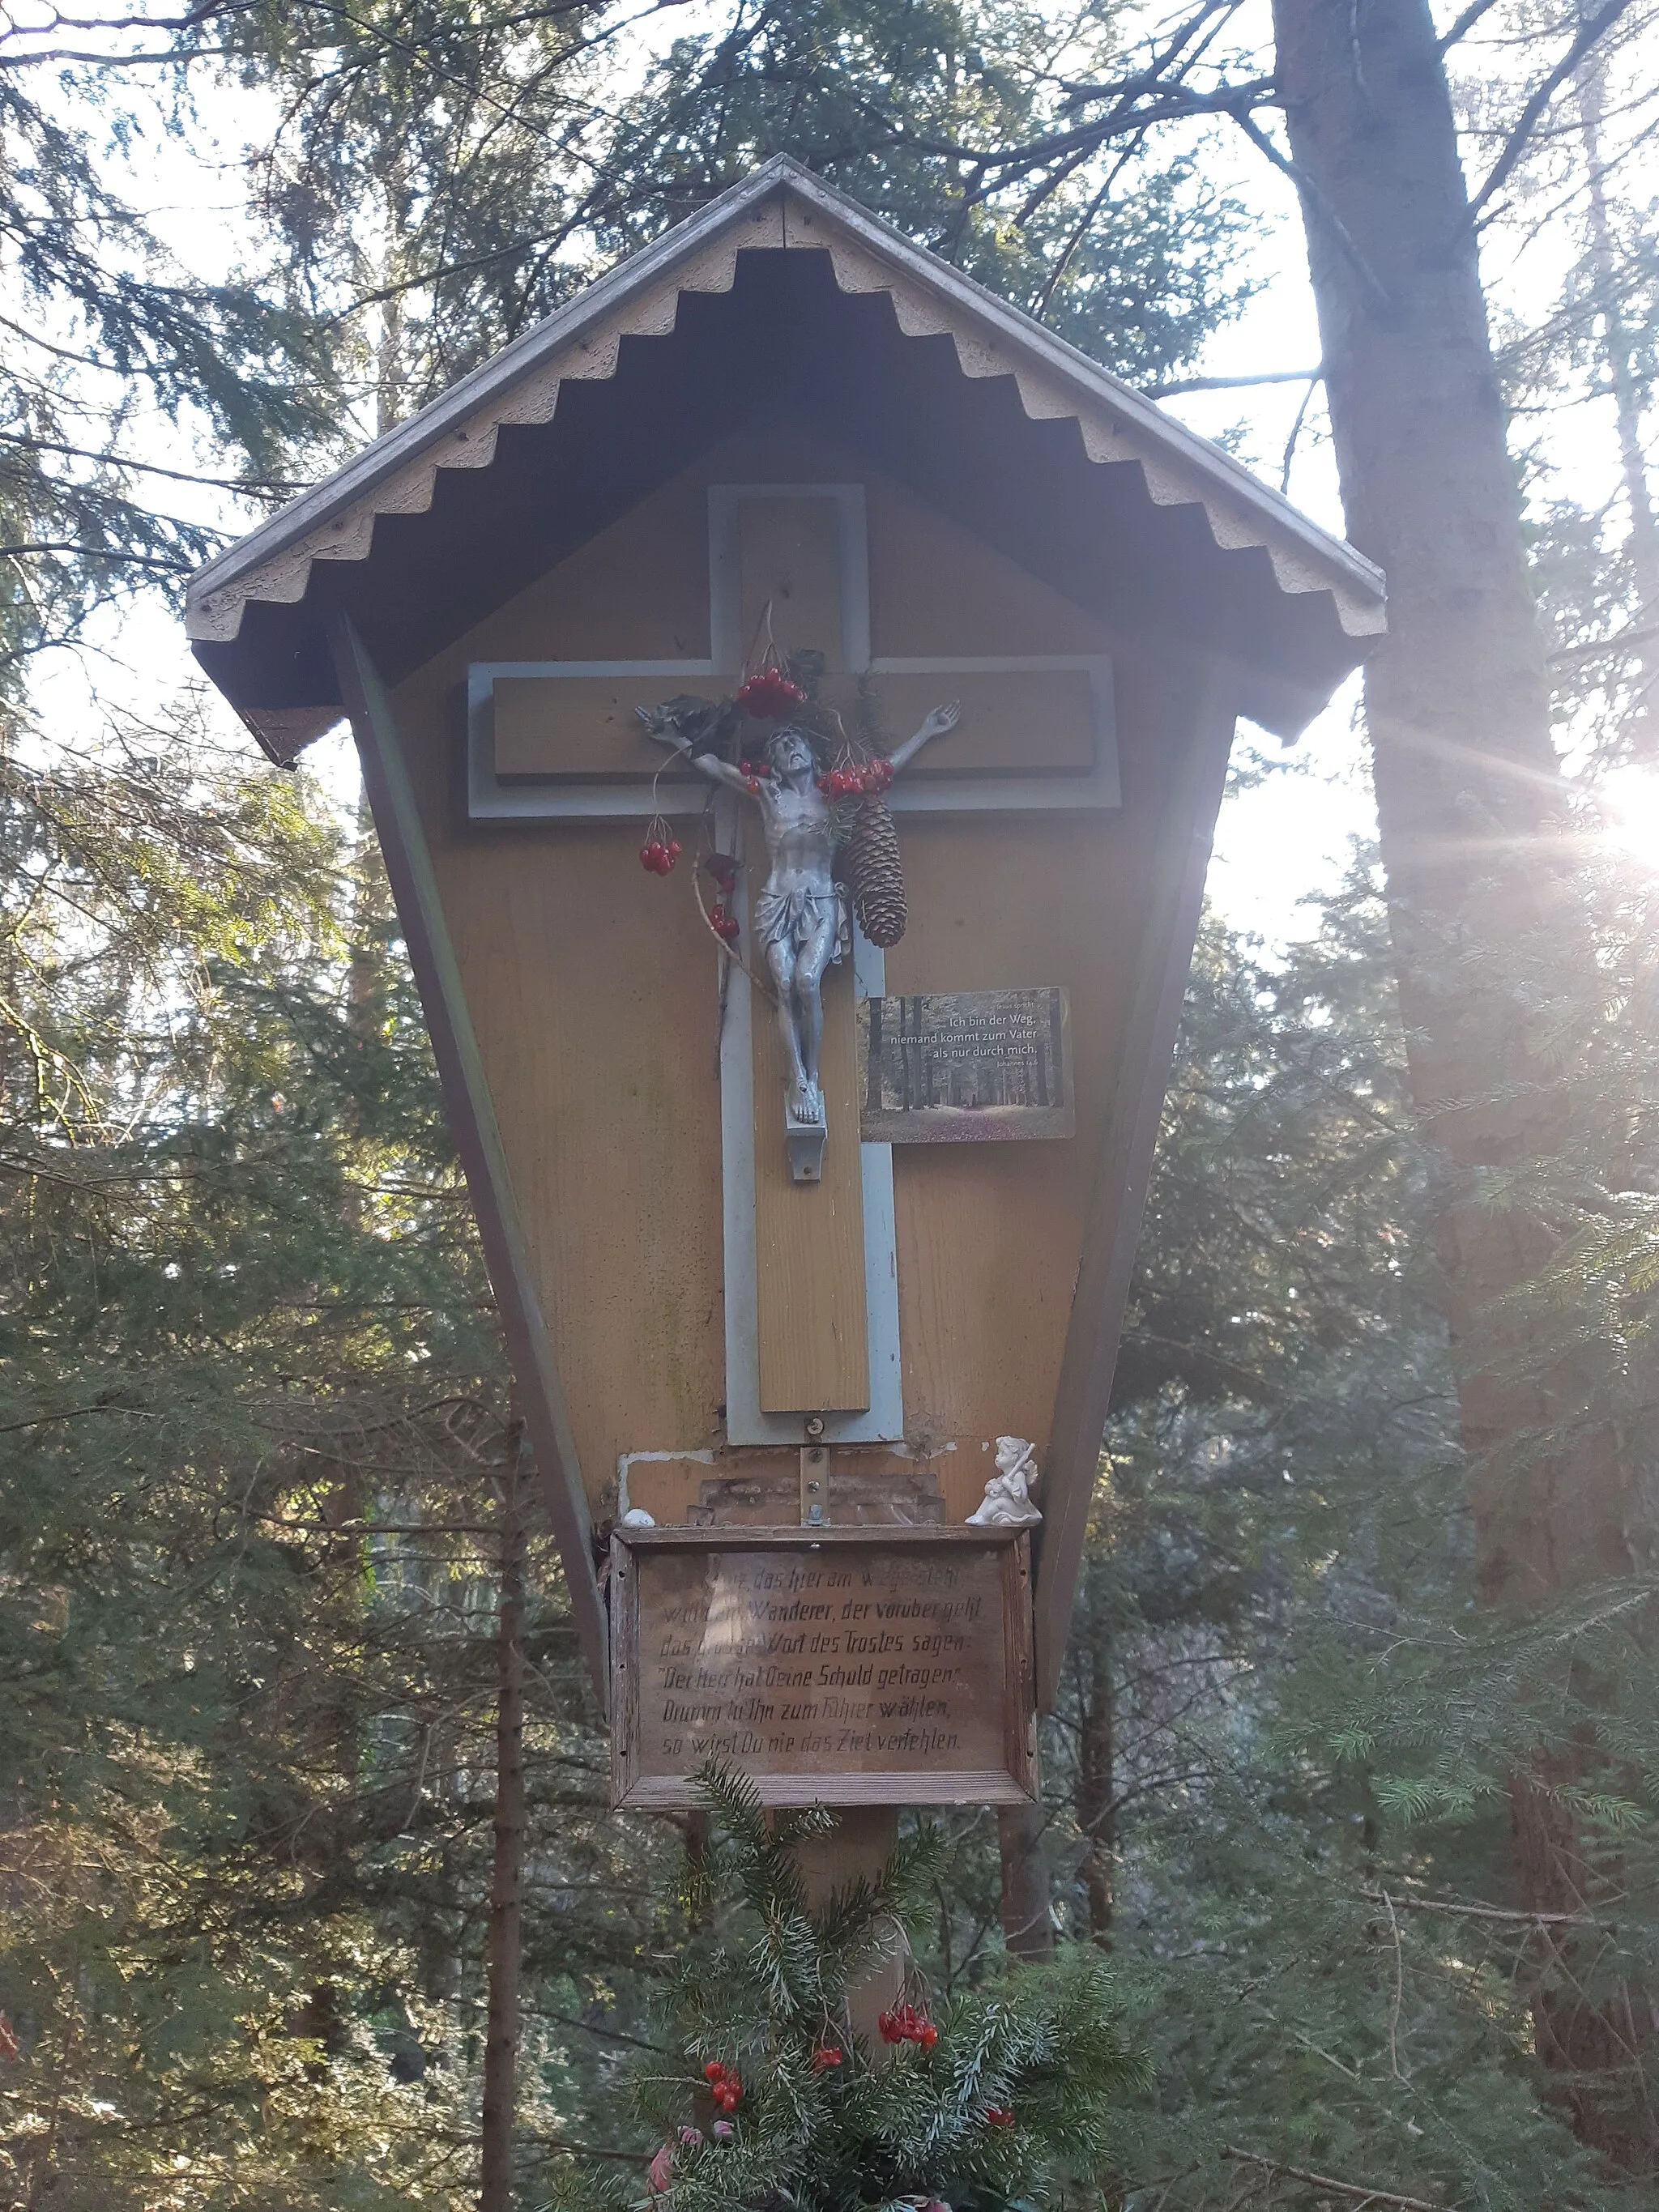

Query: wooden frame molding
left=610, top=1525, right=1036, bottom=1809
left=327, top=614, right=609, bottom=1698
left=1033, top=663, right=1239, bottom=1710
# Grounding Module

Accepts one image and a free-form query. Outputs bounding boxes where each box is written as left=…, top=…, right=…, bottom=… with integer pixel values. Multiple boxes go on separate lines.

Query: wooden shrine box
left=186, top=160, right=1384, bottom=1799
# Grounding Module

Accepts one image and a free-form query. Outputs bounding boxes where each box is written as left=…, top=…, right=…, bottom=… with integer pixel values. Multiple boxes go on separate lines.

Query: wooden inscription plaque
left=610, top=1528, right=1036, bottom=1809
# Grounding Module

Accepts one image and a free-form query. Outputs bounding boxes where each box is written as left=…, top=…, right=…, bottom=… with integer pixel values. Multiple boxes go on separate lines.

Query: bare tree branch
left=0, top=541, right=198, bottom=570
left=0, top=430, right=297, bottom=496
left=1148, top=366, right=1323, bottom=396
left=1222, top=2149, right=1440, bottom=2210
left=1438, top=0, right=1508, bottom=51
left=1229, top=108, right=1395, bottom=315
left=1363, top=1887, right=1609, bottom=1928
left=1466, top=0, right=1640, bottom=227
left=895, top=78, right=1280, bottom=181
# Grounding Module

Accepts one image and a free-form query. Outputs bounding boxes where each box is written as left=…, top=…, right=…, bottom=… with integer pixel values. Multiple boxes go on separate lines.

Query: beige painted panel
left=496, top=665, right=1094, bottom=781
left=389, top=420, right=1183, bottom=1524
left=752, top=955, right=869, bottom=1413
left=493, top=675, right=696, bottom=779
left=885, top=650, right=1180, bottom=1523
left=851, top=669, right=1094, bottom=775
left=865, top=470, right=1110, bottom=658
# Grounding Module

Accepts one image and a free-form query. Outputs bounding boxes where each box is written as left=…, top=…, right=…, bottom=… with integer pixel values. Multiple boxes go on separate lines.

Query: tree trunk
left=996, top=1802, right=1054, bottom=1959
left=1073, top=1617, right=1115, bottom=1945
left=480, top=1428, right=528, bottom=2212
left=1576, top=33, right=1659, bottom=756
left=1271, top=0, right=1651, bottom=2172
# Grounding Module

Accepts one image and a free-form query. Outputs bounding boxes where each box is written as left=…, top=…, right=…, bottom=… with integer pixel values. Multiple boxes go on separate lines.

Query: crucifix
left=642, top=697, right=962, bottom=1141
left=463, top=479, right=1115, bottom=1450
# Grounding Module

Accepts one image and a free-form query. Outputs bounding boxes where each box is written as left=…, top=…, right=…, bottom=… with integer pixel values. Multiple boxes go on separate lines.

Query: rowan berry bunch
left=879, top=2001, right=939, bottom=2048
left=638, top=812, right=682, bottom=876
left=701, top=2060, right=743, bottom=2111
left=734, top=667, right=806, bottom=719
left=701, top=851, right=741, bottom=943
left=819, top=753, right=894, bottom=799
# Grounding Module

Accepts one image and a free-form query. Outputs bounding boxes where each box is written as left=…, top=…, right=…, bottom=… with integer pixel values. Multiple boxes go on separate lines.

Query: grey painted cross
left=464, top=482, right=1118, bottom=821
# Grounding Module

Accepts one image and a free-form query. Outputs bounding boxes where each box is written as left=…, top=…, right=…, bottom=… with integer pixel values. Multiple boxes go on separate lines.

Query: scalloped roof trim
left=186, top=164, right=1384, bottom=651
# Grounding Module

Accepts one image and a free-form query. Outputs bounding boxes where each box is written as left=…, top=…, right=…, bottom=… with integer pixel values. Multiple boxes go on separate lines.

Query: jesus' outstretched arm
left=641, top=719, right=751, bottom=795
left=887, top=700, right=961, bottom=774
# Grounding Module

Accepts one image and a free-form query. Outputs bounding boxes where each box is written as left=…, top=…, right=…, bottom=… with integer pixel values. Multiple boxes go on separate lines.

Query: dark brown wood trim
left=1034, top=668, right=1238, bottom=1710
left=610, top=1540, right=640, bottom=1809
left=613, top=1524, right=1023, bottom=1547
left=1004, top=1533, right=1038, bottom=1792
left=327, top=614, right=608, bottom=1701
left=619, top=1773, right=1033, bottom=1810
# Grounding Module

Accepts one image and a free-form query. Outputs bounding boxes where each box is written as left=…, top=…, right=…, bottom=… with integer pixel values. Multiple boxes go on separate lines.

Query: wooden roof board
left=188, top=160, right=1383, bottom=755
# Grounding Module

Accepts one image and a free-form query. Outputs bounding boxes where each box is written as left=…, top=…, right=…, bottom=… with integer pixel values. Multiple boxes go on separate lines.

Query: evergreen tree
left=553, top=1764, right=1147, bottom=2212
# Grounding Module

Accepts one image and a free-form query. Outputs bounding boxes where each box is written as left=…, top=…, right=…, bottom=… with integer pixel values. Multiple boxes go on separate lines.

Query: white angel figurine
left=966, top=1436, right=1042, bottom=1527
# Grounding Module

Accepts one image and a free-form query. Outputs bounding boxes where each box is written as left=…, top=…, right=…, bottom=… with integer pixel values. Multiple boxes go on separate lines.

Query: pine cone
left=842, top=795, right=906, bottom=948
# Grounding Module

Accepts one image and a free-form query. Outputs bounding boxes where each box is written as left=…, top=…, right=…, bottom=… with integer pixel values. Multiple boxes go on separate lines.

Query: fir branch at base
left=427, top=2127, right=650, bottom=2162
left=1221, top=2149, right=1441, bottom=2209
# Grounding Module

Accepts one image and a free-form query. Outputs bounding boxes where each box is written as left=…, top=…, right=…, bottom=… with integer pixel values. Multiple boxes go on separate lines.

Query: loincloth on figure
left=753, top=883, right=850, bottom=962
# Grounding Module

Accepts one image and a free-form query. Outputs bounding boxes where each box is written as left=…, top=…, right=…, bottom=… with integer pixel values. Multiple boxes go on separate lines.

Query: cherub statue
left=642, top=701, right=959, bottom=1130
left=966, top=1436, right=1042, bottom=1528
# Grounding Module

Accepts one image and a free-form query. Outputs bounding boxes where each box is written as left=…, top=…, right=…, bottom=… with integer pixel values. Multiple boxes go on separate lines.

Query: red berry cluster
left=877, top=2004, right=938, bottom=2048
left=735, top=669, right=806, bottom=720
left=985, top=2107, right=1016, bottom=2129
left=639, top=834, right=682, bottom=875
left=810, top=2044, right=843, bottom=2073
left=708, top=901, right=740, bottom=944
left=702, top=2060, right=743, bottom=2111
left=817, top=757, right=894, bottom=799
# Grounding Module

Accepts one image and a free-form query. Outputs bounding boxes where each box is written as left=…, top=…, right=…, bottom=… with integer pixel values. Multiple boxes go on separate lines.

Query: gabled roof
left=187, top=156, right=1383, bottom=753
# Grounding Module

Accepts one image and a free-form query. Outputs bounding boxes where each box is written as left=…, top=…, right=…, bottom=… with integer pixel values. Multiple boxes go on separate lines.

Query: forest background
left=3, top=2, right=1659, bottom=2207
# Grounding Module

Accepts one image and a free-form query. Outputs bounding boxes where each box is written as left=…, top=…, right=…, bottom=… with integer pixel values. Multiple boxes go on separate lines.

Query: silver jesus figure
left=645, top=702, right=959, bottom=1129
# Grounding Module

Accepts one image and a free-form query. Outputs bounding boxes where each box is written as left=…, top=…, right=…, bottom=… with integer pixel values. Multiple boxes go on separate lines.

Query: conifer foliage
left=567, top=1763, right=1148, bottom=2212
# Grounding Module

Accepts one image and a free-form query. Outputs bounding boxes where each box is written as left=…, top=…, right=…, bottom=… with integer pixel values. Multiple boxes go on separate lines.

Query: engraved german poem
left=611, top=1532, right=1034, bottom=1808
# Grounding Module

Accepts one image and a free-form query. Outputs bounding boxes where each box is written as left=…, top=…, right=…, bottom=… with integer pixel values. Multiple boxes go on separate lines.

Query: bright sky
left=25, top=0, right=1648, bottom=953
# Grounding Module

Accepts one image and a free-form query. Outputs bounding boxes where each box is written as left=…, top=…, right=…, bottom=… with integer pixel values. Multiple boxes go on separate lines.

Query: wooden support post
left=794, top=1809, right=904, bottom=2054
